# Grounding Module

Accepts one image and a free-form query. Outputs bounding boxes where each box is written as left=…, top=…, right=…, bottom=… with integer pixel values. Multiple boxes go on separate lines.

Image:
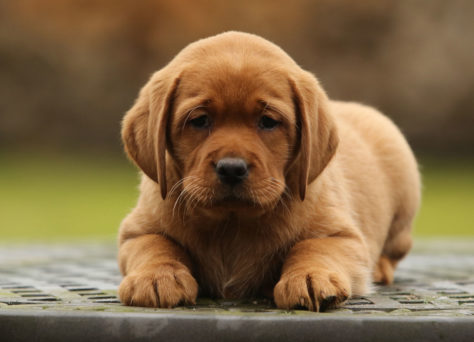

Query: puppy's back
left=331, top=101, right=420, bottom=205
left=329, top=101, right=421, bottom=259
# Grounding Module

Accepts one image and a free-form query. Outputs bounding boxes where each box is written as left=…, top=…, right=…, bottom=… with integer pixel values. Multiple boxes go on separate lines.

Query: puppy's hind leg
left=373, top=212, right=414, bottom=285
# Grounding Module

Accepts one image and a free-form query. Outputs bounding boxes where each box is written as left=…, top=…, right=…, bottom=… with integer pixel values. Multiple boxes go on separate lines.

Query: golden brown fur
left=118, top=31, right=421, bottom=311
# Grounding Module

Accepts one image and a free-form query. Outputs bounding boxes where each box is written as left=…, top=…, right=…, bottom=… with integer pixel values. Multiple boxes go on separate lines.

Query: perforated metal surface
left=1, top=239, right=473, bottom=317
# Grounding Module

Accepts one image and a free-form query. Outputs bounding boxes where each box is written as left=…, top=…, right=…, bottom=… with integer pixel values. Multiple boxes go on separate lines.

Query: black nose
left=216, top=158, right=248, bottom=185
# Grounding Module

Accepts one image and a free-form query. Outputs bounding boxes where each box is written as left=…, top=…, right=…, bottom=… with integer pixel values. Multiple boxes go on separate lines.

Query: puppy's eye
left=189, top=115, right=210, bottom=129
left=258, top=115, right=280, bottom=130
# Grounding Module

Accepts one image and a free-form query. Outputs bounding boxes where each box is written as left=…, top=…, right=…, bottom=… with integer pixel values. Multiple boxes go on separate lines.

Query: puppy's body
left=118, top=32, right=420, bottom=310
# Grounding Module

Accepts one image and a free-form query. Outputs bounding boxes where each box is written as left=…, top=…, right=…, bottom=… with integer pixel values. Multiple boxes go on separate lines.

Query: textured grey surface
left=0, top=239, right=473, bottom=341
left=1, top=311, right=474, bottom=342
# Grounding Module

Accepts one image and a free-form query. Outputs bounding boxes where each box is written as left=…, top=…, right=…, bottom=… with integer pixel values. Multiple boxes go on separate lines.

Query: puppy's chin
left=197, top=200, right=273, bottom=221
left=177, top=184, right=282, bottom=220
left=205, top=193, right=279, bottom=217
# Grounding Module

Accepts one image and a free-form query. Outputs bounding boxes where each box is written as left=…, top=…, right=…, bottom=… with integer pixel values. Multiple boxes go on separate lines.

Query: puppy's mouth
left=174, top=175, right=285, bottom=215
left=196, top=183, right=283, bottom=211
left=212, top=192, right=256, bottom=207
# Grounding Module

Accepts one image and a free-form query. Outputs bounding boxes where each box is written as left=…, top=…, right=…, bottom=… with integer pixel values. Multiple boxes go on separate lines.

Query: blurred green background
left=1, top=0, right=473, bottom=240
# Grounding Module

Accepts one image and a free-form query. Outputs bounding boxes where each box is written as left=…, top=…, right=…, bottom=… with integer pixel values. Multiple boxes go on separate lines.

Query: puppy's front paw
left=118, top=262, right=198, bottom=308
left=274, top=269, right=351, bottom=311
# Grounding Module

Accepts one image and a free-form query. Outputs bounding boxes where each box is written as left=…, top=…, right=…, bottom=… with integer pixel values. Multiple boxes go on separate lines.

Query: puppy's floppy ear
left=289, top=71, right=339, bottom=200
left=121, top=70, right=180, bottom=199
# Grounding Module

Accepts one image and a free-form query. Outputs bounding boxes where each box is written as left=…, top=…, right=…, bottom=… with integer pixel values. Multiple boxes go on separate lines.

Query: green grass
left=0, top=152, right=139, bottom=240
left=415, top=158, right=474, bottom=236
left=0, top=152, right=473, bottom=240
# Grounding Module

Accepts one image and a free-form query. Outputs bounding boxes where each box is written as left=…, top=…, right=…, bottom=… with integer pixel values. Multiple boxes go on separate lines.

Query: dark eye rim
left=188, top=114, right=211, bottom=129
left=258, top=115, right=281, bottom=130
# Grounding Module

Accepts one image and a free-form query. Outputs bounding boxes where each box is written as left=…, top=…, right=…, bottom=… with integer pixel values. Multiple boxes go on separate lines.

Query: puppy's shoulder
left=329, top=100, right=401, bottom=138
left=330, top=100, right=389, bottom=123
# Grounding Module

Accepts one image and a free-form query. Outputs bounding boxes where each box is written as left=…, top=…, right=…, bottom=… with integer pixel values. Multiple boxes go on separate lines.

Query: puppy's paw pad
left=274, top=271, right=351, bottom=312
left=118, top=263, right=198, bottom=308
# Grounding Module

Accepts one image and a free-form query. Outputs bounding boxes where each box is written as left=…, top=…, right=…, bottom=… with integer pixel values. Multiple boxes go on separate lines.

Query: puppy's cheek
left=185, top=160, right=218, bottom=188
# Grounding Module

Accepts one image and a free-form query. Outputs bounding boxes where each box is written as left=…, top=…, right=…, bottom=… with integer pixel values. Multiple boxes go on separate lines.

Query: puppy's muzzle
left=215, top=158, right=248, bottom=186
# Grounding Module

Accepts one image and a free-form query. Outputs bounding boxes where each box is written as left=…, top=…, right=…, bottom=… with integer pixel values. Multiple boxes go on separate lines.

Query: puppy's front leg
left=274, top=236, right=370, bottom=311
left=118, top=234, right=198, bottom=308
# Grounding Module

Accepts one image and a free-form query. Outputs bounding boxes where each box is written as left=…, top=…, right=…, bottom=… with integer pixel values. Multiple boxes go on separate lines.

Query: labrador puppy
left=118, top=31, right=420, bottom=311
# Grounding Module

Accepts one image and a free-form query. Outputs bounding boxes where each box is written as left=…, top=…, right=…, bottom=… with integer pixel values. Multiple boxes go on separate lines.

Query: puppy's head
left=122, top=32, right=338, bottom=216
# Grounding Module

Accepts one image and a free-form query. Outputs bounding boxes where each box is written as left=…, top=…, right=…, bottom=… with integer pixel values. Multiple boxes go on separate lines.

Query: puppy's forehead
left=180, top=63, right=292, bottom=107
left=169, top=32, right=298, bottom=116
